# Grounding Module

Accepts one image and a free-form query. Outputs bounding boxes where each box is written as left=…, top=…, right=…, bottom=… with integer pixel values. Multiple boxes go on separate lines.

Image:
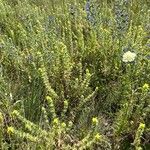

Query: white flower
left=122, top=51, right=136, bottom=62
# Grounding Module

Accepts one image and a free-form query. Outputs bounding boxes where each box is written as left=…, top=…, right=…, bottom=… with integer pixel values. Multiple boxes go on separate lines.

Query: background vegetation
left=0, top=0, right=149, bottom=149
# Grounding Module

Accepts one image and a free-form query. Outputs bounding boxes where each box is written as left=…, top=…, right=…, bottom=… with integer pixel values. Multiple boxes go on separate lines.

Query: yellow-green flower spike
left=122, top=51, right=136, bottom=63
left=142, top=83, right=149, bottom=92
left=95, top=133, right=101, bottom=140
left=53, top=118, right=59, bottom=124
left=7, top=126, right=14, bottom=134
left=64, top=100, right=68, bottom=106
left=139, top=123, right=145, bottom=129
left=61, top=122, right=66, bottom=128
left=12, top=110, right=19, bottom=116
left=92, top=117, right=98, bottom=125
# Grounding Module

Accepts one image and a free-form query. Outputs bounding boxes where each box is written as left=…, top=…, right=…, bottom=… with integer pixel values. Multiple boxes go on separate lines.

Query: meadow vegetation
left=0, top=0, right=150, bottom=149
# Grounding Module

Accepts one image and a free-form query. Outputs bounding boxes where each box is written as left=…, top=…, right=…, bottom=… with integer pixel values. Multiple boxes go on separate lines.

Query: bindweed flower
left=122, top=51, right=136, bottom=62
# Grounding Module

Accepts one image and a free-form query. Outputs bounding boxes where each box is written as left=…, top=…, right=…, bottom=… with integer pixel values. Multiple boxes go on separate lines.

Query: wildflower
left=28, top=135, right=37, bottom=142
left=53, top=118, right=59, bottom=124
left=122, top=51, right=136, bottom=62
left=139, top=123, right=145, bottom=129
left=25, top=124, right=32, bottom=130
left=7, top=126, right=14, bottom=134
left=12, top=110, right=19, bottom=116
left=38, top=68, right=43, bottom=73
left=142, top=83, right=149, bottom=92
left=95, top=133, right=101, bottom=140
left=37, top=51, right=42, bottom=56
left=92, top=117, right=98, bottom=125
left=64, top=100, right=68, bottom=106
left=41, top=107, right=45, bottom=111
left=61, top=122, right=66, bottom=128
left=46, top=96, right=51, bottom=101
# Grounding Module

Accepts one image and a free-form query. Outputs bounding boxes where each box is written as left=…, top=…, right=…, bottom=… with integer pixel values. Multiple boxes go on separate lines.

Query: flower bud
left=142, top=83, right=149, bottom=92
left=92, top=117, right=98, bottom=125
left=7, top=126, right=14, bottom=134
left=95, top=133, right=101, bottom=140
left=53, top=118, right=59, bottom=124
left=61, top=122, right=66, bottom=128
